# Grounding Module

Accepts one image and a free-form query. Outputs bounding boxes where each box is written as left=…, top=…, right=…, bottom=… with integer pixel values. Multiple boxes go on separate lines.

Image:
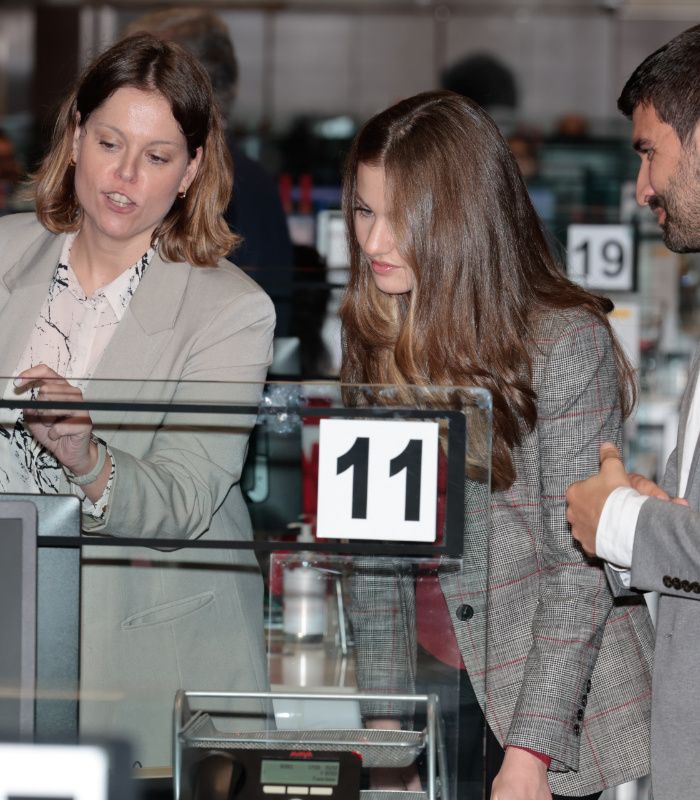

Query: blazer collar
left=87, top=250, right=191, bottom=393
left=0, top=228, right=192, bottom=395
left=680, top=348, right=700, bottom=496
left=125, top=248, right=191, bottom=335
left=85, top=250, right=193, bottom=435
left=1, top=225, right=63, bottom=293
left=1, top=232, right=191, bottom=334
left=0, top=228, right=65, bottom=381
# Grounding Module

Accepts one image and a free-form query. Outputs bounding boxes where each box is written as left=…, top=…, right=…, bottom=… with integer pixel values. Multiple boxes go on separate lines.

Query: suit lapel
left=678, top=348, right=700, bottom=497
left=0, top=228, right=65, bottom=379
left=0, top=232, right=192, bottom=433
left=86, top=251, right=191, bottom=427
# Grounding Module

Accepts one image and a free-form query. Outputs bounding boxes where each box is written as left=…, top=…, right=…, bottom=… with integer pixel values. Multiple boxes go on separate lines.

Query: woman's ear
left=71, top=112, right=82, bottom=165
left=179, top=146, right=203, bottom=196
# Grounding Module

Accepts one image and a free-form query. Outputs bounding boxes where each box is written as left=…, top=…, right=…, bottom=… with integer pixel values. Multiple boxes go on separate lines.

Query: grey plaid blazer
left=349, top=307, right=653, bottom=796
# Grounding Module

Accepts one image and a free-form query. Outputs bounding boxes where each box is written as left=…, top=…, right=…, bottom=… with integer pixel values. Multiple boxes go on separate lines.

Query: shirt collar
left=57, top=232, right=155, bottom=321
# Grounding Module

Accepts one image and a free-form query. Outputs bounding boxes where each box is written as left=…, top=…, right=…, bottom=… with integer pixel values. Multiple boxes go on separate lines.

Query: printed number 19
left=336, top=437, right=423, bottom=521
left=574, top=239, right=625, bottom=277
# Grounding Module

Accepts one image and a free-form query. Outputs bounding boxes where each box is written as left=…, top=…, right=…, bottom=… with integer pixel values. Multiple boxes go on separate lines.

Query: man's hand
left=566, top=442, right=630, bottom=557
left=628, top=473, right=689, bottom=506
left=628, top=473, right=669, bottom=500
left=491, top=747, right=551, bottom=800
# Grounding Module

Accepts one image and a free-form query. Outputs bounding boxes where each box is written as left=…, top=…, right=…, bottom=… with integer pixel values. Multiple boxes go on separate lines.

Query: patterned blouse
left=0, top=232, right=153, bottom=512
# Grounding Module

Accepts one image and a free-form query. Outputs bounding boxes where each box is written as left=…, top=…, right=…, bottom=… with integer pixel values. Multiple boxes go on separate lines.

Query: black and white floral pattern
left=0, top=233, right=153, bottom=510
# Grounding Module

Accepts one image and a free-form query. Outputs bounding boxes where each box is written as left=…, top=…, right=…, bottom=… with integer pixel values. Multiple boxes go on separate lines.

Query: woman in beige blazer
left=0, top=34, right=274, bottom=766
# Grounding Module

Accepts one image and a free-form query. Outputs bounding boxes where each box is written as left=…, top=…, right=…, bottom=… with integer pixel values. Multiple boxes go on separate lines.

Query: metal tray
left=180, top=712, right=425, bottom=768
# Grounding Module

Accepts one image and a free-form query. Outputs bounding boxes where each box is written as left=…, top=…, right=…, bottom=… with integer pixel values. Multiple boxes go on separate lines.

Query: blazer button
left=672, top=577, right=682, bottom=590
left=682, top=580, right=692, bottom=592
left=692, top=582, right=700, bottom=594
left=663, top=575, right=673, bottom=588
left=577, top=709, right=584, bottom=721
left=573, top=724, right=581, bottom=736
left=456, top=604, right=474, bottom=621
left=586, top=679, right=592, bottom=693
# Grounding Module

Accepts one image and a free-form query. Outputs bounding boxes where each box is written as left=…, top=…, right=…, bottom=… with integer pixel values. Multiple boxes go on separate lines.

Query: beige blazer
left=0, top=213, right=276, bottom=766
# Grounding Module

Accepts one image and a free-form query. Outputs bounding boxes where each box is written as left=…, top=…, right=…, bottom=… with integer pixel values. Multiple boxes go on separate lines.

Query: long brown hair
left=340, top=91, right=635, bottom=491
left=31, top=32, right=236, bottom=267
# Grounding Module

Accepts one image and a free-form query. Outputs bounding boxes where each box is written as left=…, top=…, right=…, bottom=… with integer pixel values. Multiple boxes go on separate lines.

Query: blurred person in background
left=441, top=53, right=518, bottom=120
left=507, top=131, right=540, bottom=181
left=0, top=33, right=274, bottom=766
left=0, top=129, right=22, bottom=213
left=126, top=7, right=294, bottom=334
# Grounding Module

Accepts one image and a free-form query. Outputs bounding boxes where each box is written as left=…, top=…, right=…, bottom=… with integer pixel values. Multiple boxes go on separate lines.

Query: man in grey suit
left=567, top=24, right=700, bottom=800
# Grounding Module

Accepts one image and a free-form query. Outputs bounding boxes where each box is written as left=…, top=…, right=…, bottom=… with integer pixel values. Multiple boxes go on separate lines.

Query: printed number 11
left=336, top=437, right=423, bottom=521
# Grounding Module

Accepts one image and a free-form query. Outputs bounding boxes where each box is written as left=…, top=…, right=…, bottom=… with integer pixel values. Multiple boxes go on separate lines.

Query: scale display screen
left=260, top=759, right=340, bottom=786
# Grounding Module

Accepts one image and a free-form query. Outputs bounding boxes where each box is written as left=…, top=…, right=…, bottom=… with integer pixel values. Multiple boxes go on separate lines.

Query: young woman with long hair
left=342, top=91, right=653, bottom=800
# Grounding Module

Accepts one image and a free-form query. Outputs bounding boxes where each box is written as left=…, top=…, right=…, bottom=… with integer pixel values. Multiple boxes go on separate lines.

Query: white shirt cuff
left=596, top=486, right=648, bottom=570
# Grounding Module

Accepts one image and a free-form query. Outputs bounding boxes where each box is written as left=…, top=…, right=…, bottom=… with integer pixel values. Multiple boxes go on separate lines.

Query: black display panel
left=0, top=502, right=37, bottom=739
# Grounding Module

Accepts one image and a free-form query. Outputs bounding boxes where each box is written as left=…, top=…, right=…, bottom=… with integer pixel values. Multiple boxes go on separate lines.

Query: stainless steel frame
left=173, top=689, right=448, bottom=800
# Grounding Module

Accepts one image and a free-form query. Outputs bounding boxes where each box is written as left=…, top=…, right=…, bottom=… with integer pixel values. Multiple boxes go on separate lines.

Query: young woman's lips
left=371, top=260, right=399, bottom=274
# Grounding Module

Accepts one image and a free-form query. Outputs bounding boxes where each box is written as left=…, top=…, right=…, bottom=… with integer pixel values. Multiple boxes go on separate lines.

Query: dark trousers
left=415, top=646, right=601, bottom=800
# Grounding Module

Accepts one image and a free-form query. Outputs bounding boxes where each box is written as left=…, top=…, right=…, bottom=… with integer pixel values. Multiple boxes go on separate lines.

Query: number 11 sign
left=316, top=418, right=439, bottom=542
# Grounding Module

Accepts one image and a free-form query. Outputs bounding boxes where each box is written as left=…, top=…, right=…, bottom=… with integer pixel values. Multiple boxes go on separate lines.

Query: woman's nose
left=116, top=152, right=138, bottom=183
left=364, top=219, right=393, bottom=256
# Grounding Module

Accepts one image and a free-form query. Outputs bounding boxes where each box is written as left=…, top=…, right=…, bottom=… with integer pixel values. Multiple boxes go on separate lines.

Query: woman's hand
left=491, top=747, right=552, bottom=800
left=15, top=364, right=95, bottom=475
left=370, top=765, right=422, bottom=791
left=365, top=718, right=422, bottom=792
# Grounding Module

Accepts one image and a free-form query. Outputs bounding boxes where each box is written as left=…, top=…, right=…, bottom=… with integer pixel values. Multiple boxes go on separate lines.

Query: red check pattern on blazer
left=349, top=307, right=653, bottom=796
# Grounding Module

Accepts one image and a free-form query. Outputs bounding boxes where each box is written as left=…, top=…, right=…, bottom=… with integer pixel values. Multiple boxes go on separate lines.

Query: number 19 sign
left=316, top=419, right=439, bottom=542
left=567, top=224, right=635, bottom=291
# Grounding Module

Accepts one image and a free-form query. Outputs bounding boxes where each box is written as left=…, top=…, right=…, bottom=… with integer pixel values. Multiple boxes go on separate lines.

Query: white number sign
left=567, top=224, right=634, bottom=291
left=0, top=743, right=109, bottom=800
left=316, top=419, right=439, bottom=542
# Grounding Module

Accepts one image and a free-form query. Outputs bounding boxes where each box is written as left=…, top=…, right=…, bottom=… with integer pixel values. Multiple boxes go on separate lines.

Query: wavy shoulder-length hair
left=31, top=32, right=237, bottom=267
left=340, top=90, right=635, bottom=491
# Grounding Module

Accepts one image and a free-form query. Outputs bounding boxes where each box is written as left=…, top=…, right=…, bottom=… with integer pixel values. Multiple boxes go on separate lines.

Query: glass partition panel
left=0, top=380, right=491, bottom=800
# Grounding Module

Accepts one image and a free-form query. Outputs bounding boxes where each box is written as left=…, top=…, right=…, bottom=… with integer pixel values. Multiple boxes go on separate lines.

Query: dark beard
left=654, top=153, right=700, bottom=253
left=662, top=211, right=700, bottom=253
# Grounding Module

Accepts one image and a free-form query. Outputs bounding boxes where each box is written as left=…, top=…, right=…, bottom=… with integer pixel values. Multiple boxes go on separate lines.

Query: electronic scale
left=190, top=748, right=362, bottom=800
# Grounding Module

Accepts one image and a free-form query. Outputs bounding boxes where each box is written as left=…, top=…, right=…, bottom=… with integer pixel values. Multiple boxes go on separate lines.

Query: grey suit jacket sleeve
left=631, top=497, right=700, bottom=597
left=603, top=448, right=678, bottom=597
left=506, top=316, right=620, bottom=770
left=605, top=444, right=679, bottom=597
left=603, top=436, right=679, bottom=597
left=82, top=286, right=275, bottom=539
